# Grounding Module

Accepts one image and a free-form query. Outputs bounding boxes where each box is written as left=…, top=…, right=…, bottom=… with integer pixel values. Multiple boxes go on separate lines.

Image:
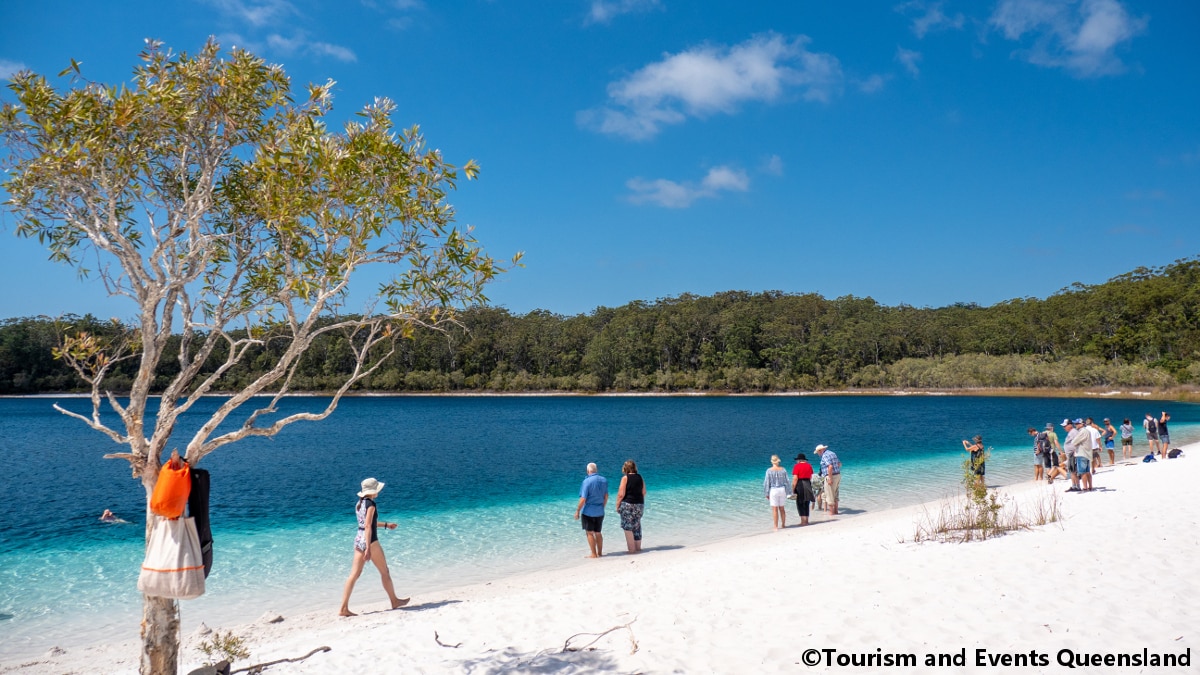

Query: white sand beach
left=4, top=443, right=1196, bottom=674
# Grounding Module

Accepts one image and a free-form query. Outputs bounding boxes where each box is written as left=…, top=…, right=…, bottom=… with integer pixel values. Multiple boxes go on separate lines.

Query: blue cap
left=1073, top=418, right=1084, bottom=425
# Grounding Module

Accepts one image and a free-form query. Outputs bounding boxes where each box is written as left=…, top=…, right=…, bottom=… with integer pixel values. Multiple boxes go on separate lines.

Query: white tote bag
left=137, top=516, right=206, bottom=600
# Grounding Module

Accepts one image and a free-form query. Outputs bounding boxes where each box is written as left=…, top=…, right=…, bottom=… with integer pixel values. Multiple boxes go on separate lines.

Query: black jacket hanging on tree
left=188, top=467, right=213, bottom=578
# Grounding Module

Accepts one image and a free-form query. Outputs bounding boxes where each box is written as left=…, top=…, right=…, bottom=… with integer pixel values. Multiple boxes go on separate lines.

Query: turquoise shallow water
left=1, top=394, right=1197, bottom=658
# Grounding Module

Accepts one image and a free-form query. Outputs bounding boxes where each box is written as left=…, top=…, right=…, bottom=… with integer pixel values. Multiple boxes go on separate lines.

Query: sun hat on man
left=358, top=477, right=385, bottom=498
left=815, top=444, right=828, bottom=453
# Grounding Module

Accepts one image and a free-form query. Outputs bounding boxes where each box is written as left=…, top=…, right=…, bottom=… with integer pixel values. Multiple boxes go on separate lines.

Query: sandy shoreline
left=4, top=443, right=1195, bottom=674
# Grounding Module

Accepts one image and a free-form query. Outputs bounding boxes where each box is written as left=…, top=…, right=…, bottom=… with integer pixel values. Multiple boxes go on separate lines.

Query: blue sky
left=1, top=0, right=1198, bottom=319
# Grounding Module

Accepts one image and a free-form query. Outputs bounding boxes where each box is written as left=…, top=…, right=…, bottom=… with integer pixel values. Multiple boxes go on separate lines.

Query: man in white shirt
left=1069, top=418, right=1094, bottom=491
left=1084, top=417, right=1103, bottom=471
left=1061, top=419, right=1079, bottom=490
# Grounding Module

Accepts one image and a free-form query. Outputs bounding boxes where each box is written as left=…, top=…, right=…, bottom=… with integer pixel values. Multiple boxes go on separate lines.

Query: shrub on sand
left=908, top=449, right=1062, bottom=543
left=196, top=630, right=250, bottom=667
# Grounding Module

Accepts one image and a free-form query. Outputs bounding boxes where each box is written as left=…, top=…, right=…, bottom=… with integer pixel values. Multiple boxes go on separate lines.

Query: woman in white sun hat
left=338, top=477, right=409, bottom=616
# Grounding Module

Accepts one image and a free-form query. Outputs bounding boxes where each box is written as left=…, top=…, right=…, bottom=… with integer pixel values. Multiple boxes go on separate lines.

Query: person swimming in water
left=99, top=509, right=127, bottom=523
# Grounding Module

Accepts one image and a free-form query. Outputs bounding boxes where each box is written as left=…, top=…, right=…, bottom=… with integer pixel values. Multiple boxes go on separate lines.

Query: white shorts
left=768, top=486, right=787, bottom=507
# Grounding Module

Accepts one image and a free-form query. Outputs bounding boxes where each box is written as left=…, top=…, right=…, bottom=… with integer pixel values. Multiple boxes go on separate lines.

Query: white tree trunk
left=140, top=594, right=180, bottom=675
left=140, top=460, right=180, bottom=675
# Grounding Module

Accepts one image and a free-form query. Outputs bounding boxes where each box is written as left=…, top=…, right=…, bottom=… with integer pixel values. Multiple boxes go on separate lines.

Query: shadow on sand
left=780, top=519, right=838, bottom=529
left=611, top=544, right=683, bottom=556
left=456, top=646, right=621, bottom=674
left=360, top=599, right=463, bottom=615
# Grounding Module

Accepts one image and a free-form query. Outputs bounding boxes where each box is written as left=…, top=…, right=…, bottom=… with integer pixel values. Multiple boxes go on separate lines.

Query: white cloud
left=206, top=0, right=296, bottom=27
left=701, top=166, right=750, bottom=192
left=267, top=33, right=357, bottom=62
left=626, top=165, right=750, bottom=208
left=989, top=0, right=1147, bottom=77
left=0, top=59, right=27, bottom=80
left=626, top=178, right=695, bottom=208
left=586, top=0, right=662, bottom=25
left=581, top=33, right=842, bottom=140
left=375, top=0, right=424, bottom=29
left=309, top=42, right=357, bottom=62
left=207, top=0, right=358, bottom=62
left=896, top=47, right=922, bottom=77
left=857, top=73, right=889, bottom=93
left=761, top=154, right=785, bottom=176
left=896, top=1, right=966, bottom=38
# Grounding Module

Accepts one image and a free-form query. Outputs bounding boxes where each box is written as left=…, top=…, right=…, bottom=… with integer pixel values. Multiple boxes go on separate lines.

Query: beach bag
left=1142, top=454, right=1156, bottom=463
left=150, top=460, right=191, bottom=518
left=1167, top=448, right=1183, bottom=459
left=138, top=516, right=206, bottom=600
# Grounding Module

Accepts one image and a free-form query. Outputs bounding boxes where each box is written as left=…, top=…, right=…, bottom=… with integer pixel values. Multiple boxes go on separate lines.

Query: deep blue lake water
left=1, top=394, right=1197, bottom=658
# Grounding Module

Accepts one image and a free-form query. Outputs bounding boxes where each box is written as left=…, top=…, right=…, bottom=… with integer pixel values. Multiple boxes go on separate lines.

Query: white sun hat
left=358, top=477, right=385, bottom=498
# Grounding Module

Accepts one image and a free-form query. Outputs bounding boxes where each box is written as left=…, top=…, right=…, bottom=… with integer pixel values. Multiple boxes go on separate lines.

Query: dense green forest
left=3, top=258, right=1199, bottom=395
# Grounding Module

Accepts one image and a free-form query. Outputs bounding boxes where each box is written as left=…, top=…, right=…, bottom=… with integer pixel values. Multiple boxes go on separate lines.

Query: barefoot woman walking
left=339, top=477, right=409, bottom=616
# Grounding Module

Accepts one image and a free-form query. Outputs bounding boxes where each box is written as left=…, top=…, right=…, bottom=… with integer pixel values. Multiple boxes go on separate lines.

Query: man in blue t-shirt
left=574, top=463, right=609, bottom=558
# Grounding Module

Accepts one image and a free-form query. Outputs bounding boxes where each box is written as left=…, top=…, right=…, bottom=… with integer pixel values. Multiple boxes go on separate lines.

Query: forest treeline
left=2, top=258, right=1199, bottom=395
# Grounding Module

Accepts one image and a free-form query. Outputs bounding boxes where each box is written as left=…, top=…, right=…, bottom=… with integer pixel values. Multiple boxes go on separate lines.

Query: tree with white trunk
left=0, top=39, right=518, bottom=674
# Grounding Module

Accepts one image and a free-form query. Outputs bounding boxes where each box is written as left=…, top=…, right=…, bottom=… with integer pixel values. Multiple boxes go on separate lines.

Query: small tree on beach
left=1, top=39, right=518, bottom=675
left=962, top=449, right=1000, bottom=529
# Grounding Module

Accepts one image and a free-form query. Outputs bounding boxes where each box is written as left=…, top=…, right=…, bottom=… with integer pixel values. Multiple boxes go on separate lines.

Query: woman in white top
left=763, top=455, right=793, bottom=530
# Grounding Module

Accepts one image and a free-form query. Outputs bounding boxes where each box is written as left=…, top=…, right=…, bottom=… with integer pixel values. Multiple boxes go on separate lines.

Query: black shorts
left=581, top=514, right=604, bottom=532
left=1040, top=453, right=1055, bottom=469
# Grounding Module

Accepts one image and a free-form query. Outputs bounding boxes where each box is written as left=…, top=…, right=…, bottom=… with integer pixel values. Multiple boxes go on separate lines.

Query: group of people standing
left=1021, top=410, right=1174, bottom=494
left=338, top=411, right=1174, bottom=613
left=763, top=444, right=841, bottom=529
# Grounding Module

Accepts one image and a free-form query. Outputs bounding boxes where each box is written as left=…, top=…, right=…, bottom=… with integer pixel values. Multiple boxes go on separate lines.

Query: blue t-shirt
left=579, top=473, right=608, bottom=517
